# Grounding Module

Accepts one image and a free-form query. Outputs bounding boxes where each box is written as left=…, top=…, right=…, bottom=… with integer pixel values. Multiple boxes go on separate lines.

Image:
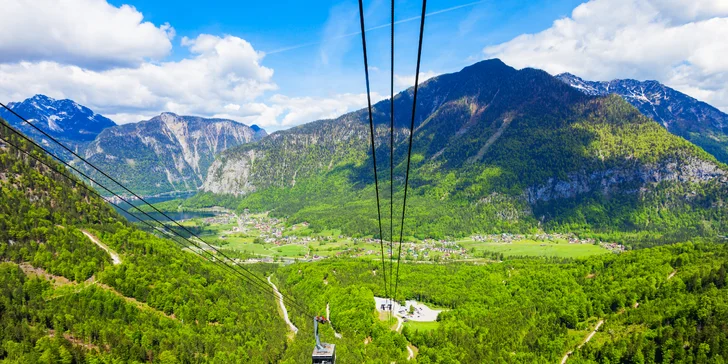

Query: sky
left=1, top=0, right=727, bottom=132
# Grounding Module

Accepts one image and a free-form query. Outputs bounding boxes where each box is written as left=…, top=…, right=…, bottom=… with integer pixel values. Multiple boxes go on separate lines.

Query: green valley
left=2, top=58, right=728, bottom=364
left=151, top=209, right=615, bottom=261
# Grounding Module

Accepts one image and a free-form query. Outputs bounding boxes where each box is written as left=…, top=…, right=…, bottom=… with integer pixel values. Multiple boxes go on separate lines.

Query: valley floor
left=159, top=209, right=619, bottom=264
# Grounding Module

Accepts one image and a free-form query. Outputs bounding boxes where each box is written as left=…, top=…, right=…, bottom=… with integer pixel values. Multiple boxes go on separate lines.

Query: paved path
left=81, top=230, right=121, bottom=265
left=561, top=320, right=603, bottom=364
left=668, top=270, right=677, bottom=280
left=268, top=276, right=298, bottom=335
left=581, top=320, right=603, bottom=347
left=407, top=344, right=415, bottom=360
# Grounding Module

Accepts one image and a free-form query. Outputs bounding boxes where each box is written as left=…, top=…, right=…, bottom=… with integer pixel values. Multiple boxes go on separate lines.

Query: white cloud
left=215, top=92, right=383, bottom=130
left=0, top=0, right=174, bottom=68
left=0, top=0, right=388, bottom=131
left=103, top=112, right=155, bottom=125
left=0, top=34, right=277, bottom=122
left=483, top=0, right=728, bottom=111
left=394, top=71, right=440, bottom=89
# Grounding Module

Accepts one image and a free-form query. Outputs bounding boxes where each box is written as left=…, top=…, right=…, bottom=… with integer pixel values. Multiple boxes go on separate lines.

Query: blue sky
left=2, top=0, right=727, bottom=131
left=109, top=0, right=583, bottom=99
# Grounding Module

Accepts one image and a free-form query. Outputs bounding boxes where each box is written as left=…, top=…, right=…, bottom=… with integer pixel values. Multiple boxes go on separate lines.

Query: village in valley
left=175, top=209, right=625, bottom=263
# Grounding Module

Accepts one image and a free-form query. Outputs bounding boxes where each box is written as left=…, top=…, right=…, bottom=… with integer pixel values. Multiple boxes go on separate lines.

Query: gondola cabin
left=312, top=343, right=336, bottom=364
left=312, top=316, right=336, bottom=364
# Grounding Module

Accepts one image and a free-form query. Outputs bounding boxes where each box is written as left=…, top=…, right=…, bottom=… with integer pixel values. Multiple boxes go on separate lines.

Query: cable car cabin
left=312, top=343, right=336, bottom=364
left=312, top=316, right=336, bottom=364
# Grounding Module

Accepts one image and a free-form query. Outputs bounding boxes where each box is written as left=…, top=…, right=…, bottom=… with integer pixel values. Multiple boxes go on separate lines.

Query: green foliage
left=0, top=118, right=289, bottom=362
left=186, top=89, right=727, bottom=248
left=272, top=242, right=728, bottom=363
left=3, top=114, right=728, bottom=363
left=0, top=120, right=119, bottom=280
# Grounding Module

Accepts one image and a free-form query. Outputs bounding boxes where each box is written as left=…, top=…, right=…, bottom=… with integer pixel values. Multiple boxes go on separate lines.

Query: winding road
left=81, top=230, right=121, bottom=265
left=268, top=276, right=298, bottom=335
left=561, top=320, right=603, bottom=364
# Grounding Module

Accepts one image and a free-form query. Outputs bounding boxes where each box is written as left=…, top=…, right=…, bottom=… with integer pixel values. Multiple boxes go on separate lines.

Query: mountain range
left=2, top=60, right=727, bottom=244
left=556, top=73, right=728, bottom=163
left=0, top=95, right=266, bottom=196
left=1, top=68, right=726, bottom=364
left=0, top=94, right=116, bottom=142
left=0, top=94, right=117, bottom=158
left=83, top=112, right=266, bottom=196
left=196, top=59, right=727, bottom=245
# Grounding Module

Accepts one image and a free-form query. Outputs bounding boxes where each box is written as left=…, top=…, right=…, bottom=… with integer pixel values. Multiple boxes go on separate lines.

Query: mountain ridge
left=84, top=112, right=268, bottom=196
left=195, top=59, right=727, bottom=244
left=1, top=94, right=117, bottom=142
left=556, top=72, right=728, bottom=163
left=1, top=94, right=268, bottom=196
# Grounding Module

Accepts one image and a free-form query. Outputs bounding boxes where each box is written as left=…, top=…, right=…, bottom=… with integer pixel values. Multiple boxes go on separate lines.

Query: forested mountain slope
left=275, top=242, right=728, bottom=363
left=83, top=112, right=267, bottom=196
left=2, top=116, right=727, bottom=363
left=557, top=73, right=728, bottom=164
left=0, top=118, right=287, bottom=362
left=198, top=59, right=728, bottom=246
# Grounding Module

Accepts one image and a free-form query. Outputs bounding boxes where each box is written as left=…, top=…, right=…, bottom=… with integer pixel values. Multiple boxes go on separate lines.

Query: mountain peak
left=461, top=58, right=514, bottom=75
left=556, top=72, right=581, bottom=80
left=556, top=73, right=728, bottom=163
left=0, top=95, right=116, bottom=142
left=30, top=94, right=56, bottom=103
left=88, top=112, right=268, bottom=196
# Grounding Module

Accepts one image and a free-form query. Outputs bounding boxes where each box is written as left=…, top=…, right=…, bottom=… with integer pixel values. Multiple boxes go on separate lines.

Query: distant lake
left=120, top=210, right=218, bottom=222
left=112, top=192, right=217, bottom=222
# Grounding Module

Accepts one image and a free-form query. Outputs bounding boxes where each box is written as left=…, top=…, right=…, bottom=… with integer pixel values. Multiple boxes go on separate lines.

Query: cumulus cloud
left=394, top=71, right=440, bottom=89
left=213, top=92, right=383, bottom=129
left=483, top=0, right=728, bottom=111
left=0, top=0, right=399, bottom=131
left=0, top=0, right=174, bottom=68
left=0, top=34, right=277, bottom=122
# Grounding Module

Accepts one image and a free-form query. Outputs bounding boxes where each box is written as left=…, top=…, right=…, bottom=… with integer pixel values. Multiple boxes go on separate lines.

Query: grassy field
left=173, top=214, right=610, bottom=260
left=460, top=239, right=609, bottom=258
left=404, top=320, right=439, bottom=332
left=273, top=244, right=309, bottom=257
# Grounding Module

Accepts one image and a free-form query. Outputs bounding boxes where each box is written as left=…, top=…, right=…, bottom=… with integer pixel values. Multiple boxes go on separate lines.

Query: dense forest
left=274, top=242, right=728, bottom=363
left=0, top=119, right=289, bottom=362
left=2, top=113, right=728, bottom=363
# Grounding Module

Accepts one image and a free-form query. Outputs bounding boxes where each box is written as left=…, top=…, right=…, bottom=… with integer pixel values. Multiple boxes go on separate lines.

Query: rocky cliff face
left=83, top=112, right=266, bottom=196
left=202, top=109, right=377, bottom=195
left=526, top=154, right=727, bottom=204
left=203, top=149, right=262, bottom=195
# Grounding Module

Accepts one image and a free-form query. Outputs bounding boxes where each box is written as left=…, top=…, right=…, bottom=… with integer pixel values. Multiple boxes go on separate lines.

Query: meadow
left=459, top=238, right=610, bottom=259
left=169, top=213, right=612, bottom=261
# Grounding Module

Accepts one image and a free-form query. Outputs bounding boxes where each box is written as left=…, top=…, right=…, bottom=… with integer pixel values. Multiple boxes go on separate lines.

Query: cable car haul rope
left=0, top=103, right=316, bottom=320
left=0, top=0, right=427, bottom=362
left=357, top=0, right=427, bottom=322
